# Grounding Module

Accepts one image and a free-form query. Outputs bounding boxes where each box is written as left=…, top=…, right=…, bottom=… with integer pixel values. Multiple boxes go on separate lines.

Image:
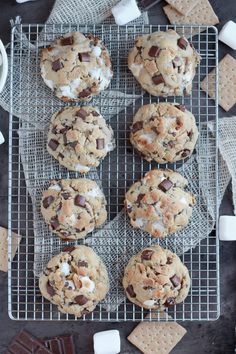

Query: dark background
left=0, top=0, right=236, bottom=353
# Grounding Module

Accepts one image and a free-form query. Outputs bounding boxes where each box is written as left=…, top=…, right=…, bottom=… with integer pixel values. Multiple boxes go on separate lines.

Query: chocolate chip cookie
left=39, top=245, right=109, bottom=317
left=130, top=102, right=198, bottom=163
left=128, top=29, right=200, bottom=96
left=41, top=32, right=113, bottom=101
left=41, top=179, right=107, bottom=240
left=125, top=169, right=195, bottom=238
left=47, top=106, right=115, bottom=173
left=123, top=245, right=190, bottom=310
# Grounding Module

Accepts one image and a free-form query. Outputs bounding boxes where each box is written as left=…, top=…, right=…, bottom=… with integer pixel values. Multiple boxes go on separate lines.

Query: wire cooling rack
left=8, top=24, right=219, bottom=321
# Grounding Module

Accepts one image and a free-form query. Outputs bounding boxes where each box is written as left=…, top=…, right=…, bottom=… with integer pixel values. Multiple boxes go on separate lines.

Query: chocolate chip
left=63, top=245, right=76, bottom=252
left=158, top=179, right=173, bottom=192
left=96, top=138, right=105, bottom=150
left=77, top=261, right=88, bottom=267
left=172, top=56, right=181, bottom=68
left=50, top=215, right=59, bottom=230
left=126, top=284, right=136, bottom=298
left=170, top=274, right=181, bottom=287
left=43, top=195, right=54, bottom=209
left=79, top=88, right=91, bottom=98
left=74, top=194, right=86, bottom=207
left=187, top=130, right=193, bottom=139
left=91, top=110, right=100, bottom=117
left=148, top=46, right=161, bottom=57
left=68, top=141, right=78, bottom=149
left=48, top=139, right=59, bottom=151
left=167, top=257, right=173, bottom=264
left=61, top=192, right=70, bottom=200
left=52, top=59, right=63, bottom=72
left=131, top=121, right=143, bottom=133
left=137, top=193, right=145, bottom=204
left=76, top=109, right=88, bottom=119
left=63, top=133, right=67, bottom=145
left=141, top=249, right=154, bottom=260
left=152, top=74, right=164, bottom=85
left=165, top=297, right=175, bottom=307
left=81, top=309, right=90, bottom=316
left=46, top=281, right=55, bottom=296
left=78, top=52, right=90, bottom=62
left=177, top=37, right=188, bottom=50
left=182, top=149, right=191, bottom=158
left=59, top=126, right=69, bottom=134
left=74, top=295, right=88, bottom=305
left=176, top=104, right=186, bottom=112
left=61, top=36, right=74, bottom=46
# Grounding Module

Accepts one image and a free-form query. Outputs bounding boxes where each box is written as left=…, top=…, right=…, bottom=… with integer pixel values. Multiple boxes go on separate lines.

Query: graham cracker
left=127, top=313, right=186, bottom=354
left=201, top=54, right=236, bottom=112
left=0, top=226, right=22, bottom=272
left=165, top=0, right=200, bottom=16
left=163, top=0, right=219, bottom=37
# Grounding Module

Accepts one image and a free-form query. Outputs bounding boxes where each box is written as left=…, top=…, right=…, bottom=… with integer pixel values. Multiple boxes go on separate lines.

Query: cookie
left=41, top=179, right=107, bottom=240
left=41, top=32, right=113, bottom=101
left=130, top=102, right=198, bottom=163
left=123, top=245, right=190, bottom=310
left=124, top=169, right=195, bottom=238
left=47, top=106, right=115, bottom=173
left=128, top=29, right=201, bottom=96
left=39, top=245, right=109, bottom=317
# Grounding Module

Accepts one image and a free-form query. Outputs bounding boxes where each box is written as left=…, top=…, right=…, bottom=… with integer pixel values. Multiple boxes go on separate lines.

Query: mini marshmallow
left=111, top=0, right=141, bottom=26
left=0, top=131, right=5, bottom=145
left=93, top=330, right=120, bottom=354
left=60, top=262, right=70, bottom=276
left=219, top=21, right=236, bottom=50
left=219, top=216, right=236, bottom=241
left=49, top=184, right=61, bottom=191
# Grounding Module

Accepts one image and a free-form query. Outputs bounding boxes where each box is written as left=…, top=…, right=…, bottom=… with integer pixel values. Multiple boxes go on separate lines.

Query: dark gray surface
left=0, top=0, right=236, bottom=353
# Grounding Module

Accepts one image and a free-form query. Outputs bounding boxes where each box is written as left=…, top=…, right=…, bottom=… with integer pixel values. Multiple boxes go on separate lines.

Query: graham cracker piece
left=0, top=226, right=22, bottom=272
left=165, top=0, right=200, bottom=16
left=163, top=0, right=219, bottom=36
left=201, top=54, right=236, bottom=112
left=127, top=313, right=186, bottom=354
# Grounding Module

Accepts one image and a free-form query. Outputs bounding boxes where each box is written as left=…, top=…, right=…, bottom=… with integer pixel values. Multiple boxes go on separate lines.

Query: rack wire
left=8, top=24, right=219, bottom=321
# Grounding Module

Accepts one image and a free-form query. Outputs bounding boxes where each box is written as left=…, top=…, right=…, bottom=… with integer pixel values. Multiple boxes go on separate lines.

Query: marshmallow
left=0, top=131, right=5, bottom=145
left=111, top=0, right=141, bottom=25
left=93, top=330, right=120, bottom=354
left=219, top=216, right=236, bottom=241
left=219, top=21, right=236, bottom=50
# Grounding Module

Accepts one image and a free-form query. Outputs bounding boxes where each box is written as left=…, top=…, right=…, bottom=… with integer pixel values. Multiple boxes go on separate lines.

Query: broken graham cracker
left=201, top=54, right=236, bottom=112
left=0, top=226, right=22, bottom=272
left=128, top=313, right=186, bottom=354
left=164, top=0, right=219, bottom=37
left=165, top=0, right=200, bottom=16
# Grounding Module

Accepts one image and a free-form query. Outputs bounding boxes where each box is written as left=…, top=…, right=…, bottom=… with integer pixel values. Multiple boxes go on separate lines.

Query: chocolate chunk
left=172, top=56, right=181, bottom=68
left=76, top=109, right=88, bottom=119
left=68, top=141, right=78, bottom=149
left=168, top=141, right=174, bottom=148
left=165, top=297, right=175, bottom=307
left=46, top=281, right=55, bottom=296
left=167, top=257, right=173, bottom=264
left=48, top=139, right=59, bottom=151
left=79, top=88, right=91, bottom=98
left=177, top=37, right=188, bottom=50
left=170, top=274, right=181, bottom=287
left=152, top=74, right=164, bottom=85
left=182, top=149, right=191, bottom=158
left=42, top=335, right=75, bottom=354
left=74, top=295, right=88, bottom=305
left=7, top=330, right=52, bottom=354
left=78, top=52, right=90, bottom=62
left=176, top=104, right=186, bottom=112
left=74, top=194, right=86, bottom=207
left=187, top=130, right=193, bottom=139
left=137, top=194, right=145, bottom=204
left=50, top=215, right=59, bottom=230
left=61, top=36, right=74, bottom=46
left=61, top=192, right=70, bottom=200
left=96, top=138, right=105, bottom=150
left=52, top=59, right=63, bottom=72
left=158, top=179, right=173, bottom=192
left=77, top=260, right=88, bottom=267
left=43, top=196, right=54, bottom=209
left=131, top=121, right=143, bottom=133
left=63, top=245, right=76, bottom=252
left=91, top=110, right=100, bottom=117
left=141, top=249, right=154, bottom=260
left=81, top=309, right=90, bottom=316
left=148, top=46, right=161, bottom=57
left=126, top=284, right=136, bottom=298
left=63, top=133, right=67, bottom=145
left=59, top=126, right=69, bottom=134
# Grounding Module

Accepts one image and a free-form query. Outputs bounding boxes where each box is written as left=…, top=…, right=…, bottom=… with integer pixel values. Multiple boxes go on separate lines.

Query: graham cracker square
left=165, top=0, right=200, bottom=16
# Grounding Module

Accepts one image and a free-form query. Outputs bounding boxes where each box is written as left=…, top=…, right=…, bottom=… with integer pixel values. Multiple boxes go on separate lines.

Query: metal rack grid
left=8, top=24, right=219, bottom=321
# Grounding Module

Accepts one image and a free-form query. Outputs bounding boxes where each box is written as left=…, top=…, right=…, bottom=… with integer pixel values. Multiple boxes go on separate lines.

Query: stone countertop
left=0, top=1, right=236, bottom=353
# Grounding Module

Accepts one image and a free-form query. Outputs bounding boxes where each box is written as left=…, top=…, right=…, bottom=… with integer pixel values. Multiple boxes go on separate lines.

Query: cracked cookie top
left=128, top=29, right=200, bottom=96
left=40, top=31, right=113, bottom=101
left=41, top=179, right=107, bottom=240
left=125, top=169, right=196, bottom=238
